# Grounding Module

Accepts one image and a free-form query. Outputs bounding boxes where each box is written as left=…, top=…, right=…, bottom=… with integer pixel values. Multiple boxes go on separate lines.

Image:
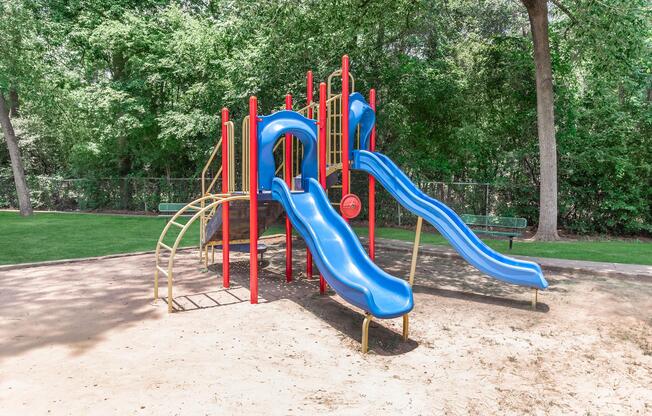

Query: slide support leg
left=532, top=288, right=538, bottom=310
left=362, top=313, right=372, bottom=354
left=402, top=314, right=409, bottom=341
left=408, top=217, right=423, bottom=286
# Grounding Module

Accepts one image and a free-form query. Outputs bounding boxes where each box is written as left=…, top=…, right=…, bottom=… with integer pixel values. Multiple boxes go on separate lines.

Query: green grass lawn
left=0, top=211, right=650, bottom=266
left=350, top=226, right=652, bottom=266
left=0, top=211, right=198, bottom=265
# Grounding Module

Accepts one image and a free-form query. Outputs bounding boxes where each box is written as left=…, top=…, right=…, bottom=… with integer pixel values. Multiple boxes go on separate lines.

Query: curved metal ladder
left=154, top=194, right=250, bottom=312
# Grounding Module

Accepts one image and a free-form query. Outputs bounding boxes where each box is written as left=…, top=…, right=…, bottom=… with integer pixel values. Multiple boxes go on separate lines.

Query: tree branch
left=550, top=0, right=578, bottom=24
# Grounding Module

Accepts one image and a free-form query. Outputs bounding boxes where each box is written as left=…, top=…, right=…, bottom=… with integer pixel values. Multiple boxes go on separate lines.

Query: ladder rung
left=159, top=242, right=172, bottom=251
left=156, top=265, right=169, bottom=276
left=188, top=204, right=202, bottom=210
left=330, top=185, right=342, bottom=188
left=331, top=202, right=340, bottom=206
left=170, top=221, right=184, bottom=228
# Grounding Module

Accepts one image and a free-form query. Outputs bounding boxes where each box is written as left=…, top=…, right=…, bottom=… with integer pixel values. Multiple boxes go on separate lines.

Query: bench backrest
left=460, top=214, right=527, bottom=229
left=158, top=203, right=190, bottom=213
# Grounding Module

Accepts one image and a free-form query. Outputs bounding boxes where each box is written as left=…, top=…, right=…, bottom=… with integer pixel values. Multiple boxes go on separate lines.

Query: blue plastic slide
left=272, top=177, right=414, bottom=318
left=353, top=150, right=548, bottom=289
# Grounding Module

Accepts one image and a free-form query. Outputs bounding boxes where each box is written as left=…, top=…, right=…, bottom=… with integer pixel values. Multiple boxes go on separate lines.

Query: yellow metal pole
left=402, top=314, right=409, bottom=341
left=154, top=270, right=159, bottom=300
left=408, top=216, right=423, bottom=286
left=167, top=269, right=173, bottom=313
left=204, top=245, right=209, bottom=268
left=362, top=313, right=372, bottom=354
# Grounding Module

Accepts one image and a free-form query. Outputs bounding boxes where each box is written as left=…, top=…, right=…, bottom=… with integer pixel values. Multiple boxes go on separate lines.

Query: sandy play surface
left=1, top=240, right=650, bottom=415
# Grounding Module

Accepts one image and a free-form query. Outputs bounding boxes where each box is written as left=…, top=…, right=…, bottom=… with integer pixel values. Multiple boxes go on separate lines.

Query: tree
left=0, top=92, right=32, bottom=215
left=521, top=0, right=559, bottom=240
left=0, top=1, right=33, bottom=216
left=0, top=0, right=648, bottom=235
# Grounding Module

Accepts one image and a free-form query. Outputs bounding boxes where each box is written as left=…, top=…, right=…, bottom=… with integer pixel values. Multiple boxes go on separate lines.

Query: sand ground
left=1, top=240, right=650, bottom=415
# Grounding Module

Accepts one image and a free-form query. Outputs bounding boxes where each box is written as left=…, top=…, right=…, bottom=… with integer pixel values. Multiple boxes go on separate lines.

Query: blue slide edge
left=353, top=150, right=548, bottom=289
left=272, top=177, right=414, bottom=318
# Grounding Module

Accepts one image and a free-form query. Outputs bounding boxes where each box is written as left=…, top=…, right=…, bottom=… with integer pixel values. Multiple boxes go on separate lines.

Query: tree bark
left=0, top=92, right=33, bottom=216
left=522, top=0, right=559, bottom=240
left=9, top=87, right=19, bottom=117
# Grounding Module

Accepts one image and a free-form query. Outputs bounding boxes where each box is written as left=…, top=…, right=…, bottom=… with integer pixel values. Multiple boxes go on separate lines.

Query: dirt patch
left=0, top=241, right=650, bottom=414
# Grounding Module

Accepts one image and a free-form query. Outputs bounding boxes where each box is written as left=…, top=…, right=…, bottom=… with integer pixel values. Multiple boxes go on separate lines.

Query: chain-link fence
left=349, top=173, right=505, bottom=228
left=0, top=176, right=201, bottom=213
left=0, top=175, right=537, bottom=226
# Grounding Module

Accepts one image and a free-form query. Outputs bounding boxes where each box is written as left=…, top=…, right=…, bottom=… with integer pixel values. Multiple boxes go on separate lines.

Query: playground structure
left=154, top=56, right=548, bottom=353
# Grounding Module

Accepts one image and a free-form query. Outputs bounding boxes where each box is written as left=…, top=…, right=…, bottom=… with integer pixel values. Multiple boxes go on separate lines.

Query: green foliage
left=0, top=0, right=650, bottom=235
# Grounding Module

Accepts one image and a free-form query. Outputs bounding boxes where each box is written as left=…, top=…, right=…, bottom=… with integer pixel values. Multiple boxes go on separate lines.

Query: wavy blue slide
left=272, top=177, right=414, bottom=318
left=353, top=149, right=548, bottom=289
left=257, top=109, right=413, bottom=319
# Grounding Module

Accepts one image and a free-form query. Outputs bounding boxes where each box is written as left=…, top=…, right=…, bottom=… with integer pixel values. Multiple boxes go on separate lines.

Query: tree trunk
left=522, top=0, right=559, bottom=240
left=0, top=92, right=33, bottom=216
left=9, top=87, right=19, bottom=117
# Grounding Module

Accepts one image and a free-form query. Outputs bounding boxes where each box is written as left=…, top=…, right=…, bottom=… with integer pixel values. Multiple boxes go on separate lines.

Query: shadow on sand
left=1, top=241, right=556, bottom=360
left=169, top=256, right=419, bottom=356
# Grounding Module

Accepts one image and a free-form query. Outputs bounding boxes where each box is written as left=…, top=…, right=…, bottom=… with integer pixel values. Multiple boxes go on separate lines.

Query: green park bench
left=460, top=214, right=527, bottom=250
left=157, top=202, right=200, bottom=220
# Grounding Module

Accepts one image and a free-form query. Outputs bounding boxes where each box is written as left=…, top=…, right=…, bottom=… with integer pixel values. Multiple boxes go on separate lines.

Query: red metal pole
left=305, top=71, right=314, bottom=279
left=319, top=83, right=327, bottom=189
left=249, top=96, right=259, bottom=304
left=341, top=55, right=350, bottom=204
left=368, top=89, right=376, bottom=260
left=221, top=108, right=231, bottom=287
left=319, top=82, right=327, bottom=294
left=284, top=94, right=293, bottom=283
left=306, top=71, right=314, bottom=118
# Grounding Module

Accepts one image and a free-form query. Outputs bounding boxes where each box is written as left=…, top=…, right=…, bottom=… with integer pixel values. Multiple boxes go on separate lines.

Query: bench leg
left=509, top=237, right=513, bottom=250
